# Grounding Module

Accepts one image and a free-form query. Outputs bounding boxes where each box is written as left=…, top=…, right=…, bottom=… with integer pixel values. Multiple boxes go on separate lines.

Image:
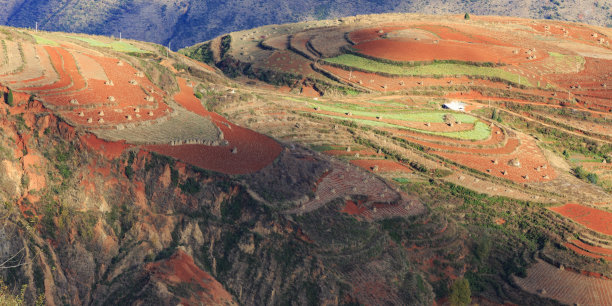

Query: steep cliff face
left=0, top=87, right=434, bottom=305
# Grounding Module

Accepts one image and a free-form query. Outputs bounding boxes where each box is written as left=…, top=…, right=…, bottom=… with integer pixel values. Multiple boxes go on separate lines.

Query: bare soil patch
left=549, top=203, right=612, bottom=236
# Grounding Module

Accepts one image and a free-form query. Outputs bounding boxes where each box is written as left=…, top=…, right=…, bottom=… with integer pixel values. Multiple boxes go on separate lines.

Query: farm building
left=442, top=101, right=466, bottom=111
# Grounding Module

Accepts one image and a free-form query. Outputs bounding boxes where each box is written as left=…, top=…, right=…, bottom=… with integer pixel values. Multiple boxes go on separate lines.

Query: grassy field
left=309, top=101, right=479, bottom=123
left=546, top=52, right=585, bottom=73
left=324, top=54, right=532, bottom=86
left=67, top=36, right=147, bottom=53
left=32, top=34, right=59, bottom=46
left=310, top=112, right=491, bottom=140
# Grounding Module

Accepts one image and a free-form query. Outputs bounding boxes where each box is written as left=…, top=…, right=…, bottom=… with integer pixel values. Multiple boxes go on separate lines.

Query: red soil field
left=300, top=85, right=320, bottom=97
left=11, top=45, right=172, bottom=128
left=263, top=51, right=316, bottom=75
left=413, top=24, right=512, bottom=46
left=354, top=39, right=524, bottom=64
left=53, top=54, right=170, bottom=126
left=38, top=48, right=87, bottom=95
left=147, top=250, right=235, bottom=305
left=348, top=26, right=409, bottom=43
left=436, top=134, right=555, bottom=183
left=350, top=159, right=412, bottom=173
left=19, top=46, right=71, bottom=92
left=145, top=78, right=282, bottom=175
left=341, top=199, right=368, bottom=216
left=321, top=64, right=515, bottom=92
left=11, top=75, right=46, bottom=85
left=80, top=133, right=130, bottom=160
left=527, top=22, right=607, bottom=44
left=171, top=78, right=214, bottom=118
left=569, top=239, right=612, bottom=256
left=549, top=203, right=612, bottom=236
left=547, top=57, right=612, bottom=110
left=565, top=242, right=612, bottom=261
left=411, top=136, right=519, bottom=155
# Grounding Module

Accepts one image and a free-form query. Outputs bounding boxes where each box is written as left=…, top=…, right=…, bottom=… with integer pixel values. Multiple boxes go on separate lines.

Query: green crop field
left=324, top=54, right=532, bottom=86
left=309, top=112, right=491, bottom=140
left=309, top=101, right=479, bottom=123
left=32, top=34, right=59, bottom=46
left=67, top=36, right=147, bottom=53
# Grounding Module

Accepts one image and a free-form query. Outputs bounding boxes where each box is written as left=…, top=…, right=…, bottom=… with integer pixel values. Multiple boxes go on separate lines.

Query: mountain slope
left=1, top=0, right=611, bottom=49
left=0, top=13, right=611, bottom=305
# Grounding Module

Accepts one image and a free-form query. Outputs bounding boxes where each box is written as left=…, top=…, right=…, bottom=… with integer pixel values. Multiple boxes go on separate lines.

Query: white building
left=442, top=100, right=466, bottom=111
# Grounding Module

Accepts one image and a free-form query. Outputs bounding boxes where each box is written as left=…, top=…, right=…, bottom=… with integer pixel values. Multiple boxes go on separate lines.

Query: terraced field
left=1, top=13, right=611, bottom=306
left=324, top=54, right=531, bottom=86
left=178, top=14, right=612, bottom=305
left=0, top=30, right=282, bottom=175
left=514, top=259, right=612, bottom=306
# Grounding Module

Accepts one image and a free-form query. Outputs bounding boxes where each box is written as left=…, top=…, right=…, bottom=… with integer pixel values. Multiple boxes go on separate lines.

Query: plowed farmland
left=0, top=30, right=282, bottom=175
left=549, top=203, right=612, bottom=235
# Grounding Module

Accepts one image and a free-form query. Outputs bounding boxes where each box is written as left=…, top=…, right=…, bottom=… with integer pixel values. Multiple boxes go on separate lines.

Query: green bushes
left=572, top=166, right=599, bottom=184
left=490, top=109, right=502, bottom=122
left=182, top=42, right=214, bottom=64
left=180, top=177, right=201, bottom=194
left=4, top=89, right=13, bottom=106
left=449, top=278, right=470, bottom=306
left=220, top=35, right=232, bottom=59
left=587, top=173, right=599, bottom=184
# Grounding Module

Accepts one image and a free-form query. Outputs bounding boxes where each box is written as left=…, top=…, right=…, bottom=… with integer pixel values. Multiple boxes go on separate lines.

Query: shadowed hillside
left=1, top=0, right=611, bottom=48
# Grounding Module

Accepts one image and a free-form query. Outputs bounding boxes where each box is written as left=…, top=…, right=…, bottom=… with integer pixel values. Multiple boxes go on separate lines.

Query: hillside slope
left=0, top=13, right=611, bottom=305
left=1, top=0, right=611, bottom=48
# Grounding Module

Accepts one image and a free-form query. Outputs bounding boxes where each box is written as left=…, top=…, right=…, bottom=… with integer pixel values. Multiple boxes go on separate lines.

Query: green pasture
left=32, top=34, right=59, bottom=46
left=67, top=36, right=147, bottom=53
left=309, top=112, right=491, bottom=140
left=309, top=101, right=479, bottom=123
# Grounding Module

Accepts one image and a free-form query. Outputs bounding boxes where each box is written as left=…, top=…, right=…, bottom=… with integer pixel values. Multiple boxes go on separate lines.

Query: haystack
left=508, top=158, right=521, bottom=167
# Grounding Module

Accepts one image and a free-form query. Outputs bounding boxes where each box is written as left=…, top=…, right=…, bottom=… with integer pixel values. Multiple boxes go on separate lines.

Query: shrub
left=464, top=13, right=470, bottom=20
left=180, top=177, right=200, bottom=194
left=124, top=165, right=134, bottom=180
left=586, top=172, right=598, bottom=184
left=449, top=278, right=471, bottom=306
left=573, top=166, right=587, bottom=180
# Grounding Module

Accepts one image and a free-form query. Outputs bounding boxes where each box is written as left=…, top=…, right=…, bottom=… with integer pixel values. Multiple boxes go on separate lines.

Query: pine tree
left=464, top=13, right=471, bottom=20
